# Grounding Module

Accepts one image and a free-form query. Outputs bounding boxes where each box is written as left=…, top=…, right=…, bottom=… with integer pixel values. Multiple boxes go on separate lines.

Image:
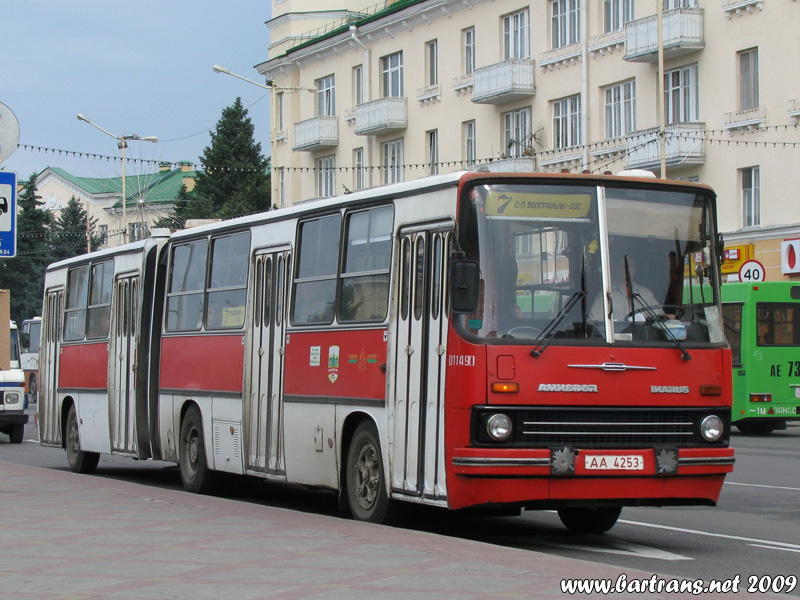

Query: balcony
left=472, top=59, right=535, bottom=105
left=723, top=0, right=763, bottom=18
left=624, top=9, right=704, bottom=63
left=354, top=97, right=407, bottom=135
left=479, top=156, right=536, bottom=173
left=724, top=107, right=766, bottom=131
left=626, top=123, right=706, bottom=170
left=789, top=98, right=800, bottom=124
left=292, top=116, right=338, bottom=152
left=416, top=84, right=441, bottom=105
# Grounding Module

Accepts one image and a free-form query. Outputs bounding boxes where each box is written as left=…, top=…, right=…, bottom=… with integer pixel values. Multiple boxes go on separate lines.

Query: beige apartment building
left=259, top=0, right=799, bottom=281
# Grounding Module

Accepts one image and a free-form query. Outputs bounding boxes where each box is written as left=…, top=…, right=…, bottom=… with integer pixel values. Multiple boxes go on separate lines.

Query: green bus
left=720, top=282, right=800, bottom=434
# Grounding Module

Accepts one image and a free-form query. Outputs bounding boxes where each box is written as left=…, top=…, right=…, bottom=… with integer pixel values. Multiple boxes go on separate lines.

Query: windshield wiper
left=530, top=290, right=586, bottom=358
left=630, top=293, right=692, bottom=362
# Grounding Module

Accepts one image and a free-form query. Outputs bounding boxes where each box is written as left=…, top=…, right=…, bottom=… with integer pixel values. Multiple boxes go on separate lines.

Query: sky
left=1, top=0, right=273, bottom=182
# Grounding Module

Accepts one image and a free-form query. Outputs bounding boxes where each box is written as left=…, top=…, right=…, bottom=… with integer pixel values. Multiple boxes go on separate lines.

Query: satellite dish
left=0, top=103, right=21, bottom=164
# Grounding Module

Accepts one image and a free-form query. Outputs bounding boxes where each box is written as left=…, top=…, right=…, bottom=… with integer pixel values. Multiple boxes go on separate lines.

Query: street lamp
left=77, top=113, right=158, bottom=244
left=213, top=65, right=314, bottom=207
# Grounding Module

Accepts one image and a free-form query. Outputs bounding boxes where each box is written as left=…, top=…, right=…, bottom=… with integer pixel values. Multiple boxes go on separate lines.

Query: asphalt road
left=4, top=406, right=799, bottom=595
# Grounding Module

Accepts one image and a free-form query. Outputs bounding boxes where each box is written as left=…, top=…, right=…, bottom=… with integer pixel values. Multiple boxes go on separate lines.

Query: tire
left=10, top=424, right=24, bottom=444
left=65, top=405, right=100, bottom=474
left=557, top=506, right=622, bottom=534
left=179, top=405, right=218, bottom=495
left=346, top=421, right=394, bottom=524
left=736, top=421, right=778, bottom=435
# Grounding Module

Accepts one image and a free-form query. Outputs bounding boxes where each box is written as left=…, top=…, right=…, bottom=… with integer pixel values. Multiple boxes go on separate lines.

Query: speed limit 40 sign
left=738, top=259, right=765, bottom=282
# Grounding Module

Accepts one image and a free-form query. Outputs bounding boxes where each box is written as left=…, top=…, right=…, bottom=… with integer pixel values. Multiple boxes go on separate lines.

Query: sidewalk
left=0, top=460, right=749, bottom=599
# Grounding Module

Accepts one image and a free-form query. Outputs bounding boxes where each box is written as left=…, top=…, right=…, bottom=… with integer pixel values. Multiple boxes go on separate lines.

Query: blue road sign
left=0, top=170, right=18, bottom=258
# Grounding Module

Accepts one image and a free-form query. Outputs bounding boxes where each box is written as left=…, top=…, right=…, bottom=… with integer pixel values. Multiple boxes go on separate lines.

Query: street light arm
left=77, top=113, right=121, bottom=142
left=213, top=65, right=272, bottom=90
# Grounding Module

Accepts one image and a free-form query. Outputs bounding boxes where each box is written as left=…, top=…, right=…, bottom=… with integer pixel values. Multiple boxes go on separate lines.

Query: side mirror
left=450, top=259, right=480, bottom=314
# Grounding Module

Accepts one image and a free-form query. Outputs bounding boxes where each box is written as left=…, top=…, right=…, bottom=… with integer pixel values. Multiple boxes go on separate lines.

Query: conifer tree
left=49, top=196, right=103, bottom=263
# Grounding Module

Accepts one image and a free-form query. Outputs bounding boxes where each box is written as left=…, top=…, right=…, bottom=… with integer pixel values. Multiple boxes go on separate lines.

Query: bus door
left=392, top=224, right=451, bottom=500
left=110, top=274, right=139, bottom=454
left=39, top=289, right=63, bottom=446
left=246, top=247, right=290, bottom=475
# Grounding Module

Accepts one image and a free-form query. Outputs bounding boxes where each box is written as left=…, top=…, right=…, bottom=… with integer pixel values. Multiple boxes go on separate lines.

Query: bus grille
left=513, top=408, right=705, bottom=448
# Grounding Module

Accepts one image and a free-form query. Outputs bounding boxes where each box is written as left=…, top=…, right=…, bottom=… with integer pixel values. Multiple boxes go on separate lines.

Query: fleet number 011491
left=584, top=454, right=645, bottom=471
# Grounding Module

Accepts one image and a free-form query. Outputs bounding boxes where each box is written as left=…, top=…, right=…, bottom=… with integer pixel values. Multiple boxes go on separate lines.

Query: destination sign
left=485, top=191, right=592, bottom=218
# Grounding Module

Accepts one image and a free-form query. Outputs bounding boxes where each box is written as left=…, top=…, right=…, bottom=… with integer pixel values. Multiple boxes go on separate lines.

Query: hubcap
left=354, top=441, right=380, bottom=510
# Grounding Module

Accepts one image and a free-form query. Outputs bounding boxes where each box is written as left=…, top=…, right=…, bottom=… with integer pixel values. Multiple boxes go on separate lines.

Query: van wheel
left=10, top=424, right=24, bottom=444
left=179, top=405, right=217, bottom=494
left=346, top=421, right=394, bottom=524
left=65, top=405, right=100, bottom=474
left=557, top=506, right=622, bottom=534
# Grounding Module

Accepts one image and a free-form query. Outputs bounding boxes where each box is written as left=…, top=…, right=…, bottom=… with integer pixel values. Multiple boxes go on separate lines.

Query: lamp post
left=213, top=65, right=314, bottom=208
left=77, top=114, right=158, bottom=244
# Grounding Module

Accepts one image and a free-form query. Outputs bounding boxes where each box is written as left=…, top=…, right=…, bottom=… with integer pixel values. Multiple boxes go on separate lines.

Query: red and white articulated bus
left=38, top=171, right=734, bottom=533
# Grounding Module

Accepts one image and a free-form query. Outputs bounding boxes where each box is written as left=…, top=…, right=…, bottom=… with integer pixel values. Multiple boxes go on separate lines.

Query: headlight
left=486, top=413, right=513, bottom=442
left=700, top=414, right=724, bottom=442
left=4, top=391, right=21, bottom=405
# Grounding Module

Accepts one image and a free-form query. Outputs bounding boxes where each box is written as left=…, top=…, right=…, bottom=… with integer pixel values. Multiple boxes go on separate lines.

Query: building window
left=604, top=80, right=636, bottom=139
left=129, top=222, right=146, bottom=242
left=427, top=130, right=439, bottom=175
left=742, top=166, right=760, bottom=228
left=352, top=65, right=363, bottom=106
left=504, top=107, right=532, bottom=157
left=664, top=64, right=699, bottom=124
left=317, top=155, right=335, bottom=198
left=553, top=95, right=582, bottom=150
left=463, top=27, right=476, bottom=75
left=739, top=48, right=759, bottom=111
left=99, top=224, right=109, bottom=245
left=503, top=9, right=530, bottom=59
left=276, top=92, right=284, bottom=131
left=353, top=148, right=364, bottom=191
left=278, top=168, right=285, bottom=207
left=604, top=0, right=633, bottom=33
left=664, top=0, right=697, bottom=8
left=552, top=0, right=580, bottom=49
left=381, top=51, right=404, bottom=98
left=316, top=74, right=335, bottom=117
left=383, top=138, right=404, bottom=184
left=463, top=120, right=477, bottom=166
left=426, top=40, right=438, bottom=86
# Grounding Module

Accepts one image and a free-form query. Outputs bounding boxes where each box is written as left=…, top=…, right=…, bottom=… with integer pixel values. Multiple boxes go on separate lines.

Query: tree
left=173, top=97, right=270, bottom=223
left=0, top=173, right=53, bottom=323
left=49, top=197, right=104, bottom=263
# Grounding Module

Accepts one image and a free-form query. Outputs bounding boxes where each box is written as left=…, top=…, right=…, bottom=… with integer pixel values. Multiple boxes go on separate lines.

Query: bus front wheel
left=65, top=405, right=100, bottom=474
left=179, top=405, right=218, bottom=495
left=346, top=421, right=394, bottom=524
left=557, top=506, right=622, bottom=534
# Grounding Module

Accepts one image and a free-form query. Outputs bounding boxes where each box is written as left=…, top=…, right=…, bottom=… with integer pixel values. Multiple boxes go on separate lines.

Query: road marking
left=750, top=544, right=800, bottom=554
left=540, top=538, right=692, bottom=561
left=619, top=519, right=800, bottom=552
left=725, top=481, right=800, bottom=492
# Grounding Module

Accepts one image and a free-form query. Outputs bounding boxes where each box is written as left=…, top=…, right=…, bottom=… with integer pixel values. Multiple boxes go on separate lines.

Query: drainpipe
left=581, top=1, right=589, bottom=171
left=350, top=26, right=372, bottom=188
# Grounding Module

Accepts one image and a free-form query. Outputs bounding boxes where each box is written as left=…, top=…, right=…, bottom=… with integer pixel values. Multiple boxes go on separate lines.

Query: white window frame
left=503, top=9, right=530, bottom=60
left=463, top=27, right=476, bottom=75
left=552, top=0, right=581, bottom=49
left=553, top=95, right=582, bottom=150
left=353, top=148, right=364, bottom=191
left=739, top=48, right=759, bottom=111
left=316, top=74, right=335, bottom=117
left=603, top=0, right=634, bottom=33
left=463, top=120, right=477, bottom=166
left=426, top=40, right=438, bottom=86
left=742, top=166, right=760, bottom=228
left=353, top=65, right=363, bottom=106
left=604, top=80, right=636, bottom=139
left=381, top=52, right=404, bottom=98
left=664, top=0, right=697, bottom=9
left=317, top=155, right=335, bottom=198
left=427, top=130, right=439, bottom=175
left=383, top=138, right=404, bottom=184
left=664, top=64, right=699, bottom=124
left=503, top=107, right=532, bottom=158
left=276, top=91, right=285, bottom=132
left=279, top=168, right=285, bottom=207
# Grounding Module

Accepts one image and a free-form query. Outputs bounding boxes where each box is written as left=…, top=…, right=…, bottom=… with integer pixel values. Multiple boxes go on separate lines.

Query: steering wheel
left=626, top=304, right=684, bottom=321
left=506, top=326, right=543, bottom=340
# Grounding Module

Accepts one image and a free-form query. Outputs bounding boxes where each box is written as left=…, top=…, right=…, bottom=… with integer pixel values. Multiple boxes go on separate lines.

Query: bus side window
left=292, top=214, right=341, bottom=325
left=721, top=303, right=743, bottom=366
left=166, top=239, right=208, bottom=332
left=64, top=265, right=90, bottom=341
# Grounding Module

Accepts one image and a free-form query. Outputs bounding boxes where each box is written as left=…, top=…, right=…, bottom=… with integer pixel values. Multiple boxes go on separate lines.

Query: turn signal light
left=750, top=393, right=772, bottom=403
left=491, top=382, right=519, bottom=393
left=699, top=385, right=722, bottom=396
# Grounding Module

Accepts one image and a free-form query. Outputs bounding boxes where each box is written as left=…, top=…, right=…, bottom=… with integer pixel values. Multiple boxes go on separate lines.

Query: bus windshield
left=457, top=180, right=725, bottom=347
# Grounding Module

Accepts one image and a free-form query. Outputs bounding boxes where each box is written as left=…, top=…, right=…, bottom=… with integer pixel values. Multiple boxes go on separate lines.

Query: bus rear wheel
left=65, top=405, right=100, bottom=474
left=557, top=506, right=622, bottom=534
left=179, top=405, right=218, bottom=495
left=346, top=421, right=394, bottom=524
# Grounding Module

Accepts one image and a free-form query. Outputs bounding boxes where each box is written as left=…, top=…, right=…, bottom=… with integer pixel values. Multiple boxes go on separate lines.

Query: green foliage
left=49, top=196, right=104, bottom=263
left=171, top=98, right=271, bottom=224
left=0, top=173, right=53, bottom=322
